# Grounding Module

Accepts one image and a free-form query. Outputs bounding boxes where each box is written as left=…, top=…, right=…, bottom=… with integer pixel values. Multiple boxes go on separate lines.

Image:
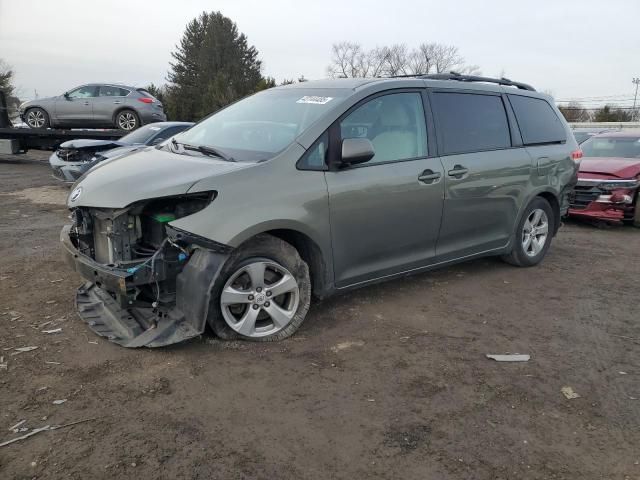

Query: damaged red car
left=569, top=130, right=640, bottom=226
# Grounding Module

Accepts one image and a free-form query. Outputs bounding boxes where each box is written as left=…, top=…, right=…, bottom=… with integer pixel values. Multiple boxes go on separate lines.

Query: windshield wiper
left=171, top=139, right=235, bottom=162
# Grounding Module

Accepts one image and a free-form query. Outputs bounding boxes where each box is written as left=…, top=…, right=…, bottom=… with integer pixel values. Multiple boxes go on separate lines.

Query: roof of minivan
left=275, top=77, right=538, bottom=96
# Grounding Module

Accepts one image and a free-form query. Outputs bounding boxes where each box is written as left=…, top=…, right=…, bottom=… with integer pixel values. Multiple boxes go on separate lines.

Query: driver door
left=55, top=85, right=97, bottom=125
left=324, top=91, right=445, bottom=288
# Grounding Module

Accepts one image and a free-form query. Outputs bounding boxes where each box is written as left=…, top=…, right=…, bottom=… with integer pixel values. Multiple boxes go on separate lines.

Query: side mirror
left=63, top=92, right=70, bottom=99
left=340, top=138, right=375, bottom=166
left=150, top=137, right=165, bottom=145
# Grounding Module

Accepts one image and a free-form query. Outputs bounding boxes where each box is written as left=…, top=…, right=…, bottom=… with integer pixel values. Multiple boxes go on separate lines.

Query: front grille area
left=570, top=184, right=602, bottom=210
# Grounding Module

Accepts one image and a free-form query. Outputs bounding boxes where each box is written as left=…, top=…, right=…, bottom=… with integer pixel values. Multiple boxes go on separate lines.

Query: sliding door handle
left=418, top=170, right=442, bottom=184
left=447, top=165, right=469, bottom=178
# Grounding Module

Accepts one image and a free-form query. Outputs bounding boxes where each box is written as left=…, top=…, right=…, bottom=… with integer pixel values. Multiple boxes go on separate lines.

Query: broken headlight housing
left=70, top=191, right=215, bottom=265
left=596, top=179, right=639, bottom=191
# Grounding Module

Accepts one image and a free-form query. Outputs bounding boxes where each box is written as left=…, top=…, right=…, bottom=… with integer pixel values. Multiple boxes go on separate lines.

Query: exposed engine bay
left=57, top=141, right=122, bottom=163
left=63, top=192, right=231, bottom=347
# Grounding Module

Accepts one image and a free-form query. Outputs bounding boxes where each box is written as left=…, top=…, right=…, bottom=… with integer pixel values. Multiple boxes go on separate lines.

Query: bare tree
left=431, top=44, right=464, bottom=73
left=327, top=42, right=479, bottom=78
left=327, top=42, right=368, bottom=78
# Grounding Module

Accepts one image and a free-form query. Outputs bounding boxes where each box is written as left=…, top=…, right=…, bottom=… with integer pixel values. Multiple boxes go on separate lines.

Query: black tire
left=633, top=192, right=640, bottom=228
left=207, top=234, right=311, bottom=342
left=115, top=109, right=139, bottom=131
left=25, top=107, right=50, bottom=129
left=502, top=196, right=555, bottom=267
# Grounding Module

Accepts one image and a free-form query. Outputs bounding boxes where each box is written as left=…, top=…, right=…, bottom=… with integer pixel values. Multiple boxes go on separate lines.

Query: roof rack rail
left=386, top=72, right=536, bottom=91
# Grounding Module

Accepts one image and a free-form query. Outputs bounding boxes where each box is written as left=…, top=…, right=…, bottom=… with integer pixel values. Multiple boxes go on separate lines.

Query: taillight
left=571, top=149, right=583, bottom=161
left=138, top=97, right=153, bottom=104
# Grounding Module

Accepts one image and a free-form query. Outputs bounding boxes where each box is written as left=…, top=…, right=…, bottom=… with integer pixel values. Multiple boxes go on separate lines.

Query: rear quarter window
left=509, top=95, right=566, bottom=145
left=431, top=92, right=511, bottom=155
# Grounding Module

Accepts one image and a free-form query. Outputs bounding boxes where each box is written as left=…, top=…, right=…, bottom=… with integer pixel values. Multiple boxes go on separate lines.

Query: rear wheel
left=25, top=108, right=50, bottom=129
left=502, top=197, right=554, bottom=267
left=115, top=109, right=139, bottom=131
left=207, top=234, right=311, bottom=342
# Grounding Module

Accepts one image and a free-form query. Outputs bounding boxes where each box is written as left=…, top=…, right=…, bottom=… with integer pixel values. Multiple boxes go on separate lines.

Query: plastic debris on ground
left=561, top=386, right=580, bottom=399
left=486, top=354, right=530, bottom=362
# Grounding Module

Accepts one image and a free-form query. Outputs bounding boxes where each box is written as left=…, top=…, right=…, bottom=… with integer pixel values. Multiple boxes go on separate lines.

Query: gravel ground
left=1, top=151, right=639, bottom=480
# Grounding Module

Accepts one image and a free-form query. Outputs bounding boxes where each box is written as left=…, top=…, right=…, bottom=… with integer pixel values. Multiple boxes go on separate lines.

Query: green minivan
left=62, top=74, right=579, bottom=347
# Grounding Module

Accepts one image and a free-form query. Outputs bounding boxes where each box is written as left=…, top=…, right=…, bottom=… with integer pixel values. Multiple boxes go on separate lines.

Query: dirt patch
left=2, top=185, right=69, bottom=206
left=0, top=156, right=639, bottom=479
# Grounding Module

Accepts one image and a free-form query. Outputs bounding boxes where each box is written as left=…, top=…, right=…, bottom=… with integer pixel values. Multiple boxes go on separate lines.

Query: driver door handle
left=113, top=100, right=122, bottom=104
left=418, top=169, right=442, bottom=184
left=83, top=101, right=89, bottom=106
left=447, top=165, right=469, bottom=179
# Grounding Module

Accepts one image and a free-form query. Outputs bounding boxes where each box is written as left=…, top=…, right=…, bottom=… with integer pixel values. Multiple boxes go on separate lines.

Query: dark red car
left=569, top=130, right=640, bottom=225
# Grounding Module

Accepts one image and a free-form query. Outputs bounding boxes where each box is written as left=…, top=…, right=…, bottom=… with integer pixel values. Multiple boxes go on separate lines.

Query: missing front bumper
left=62, top=225, right=230, bottom=348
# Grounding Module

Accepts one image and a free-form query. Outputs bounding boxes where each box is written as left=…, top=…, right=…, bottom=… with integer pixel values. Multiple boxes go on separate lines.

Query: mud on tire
left=207, top=234, right=311, bottom=342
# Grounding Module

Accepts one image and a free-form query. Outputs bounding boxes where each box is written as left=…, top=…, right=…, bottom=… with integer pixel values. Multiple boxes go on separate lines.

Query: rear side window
left=431, top=92, right=510, bottom=155
left=98, top=85, right=129, bottom=97
left=509, top=95, right=566, bottom=145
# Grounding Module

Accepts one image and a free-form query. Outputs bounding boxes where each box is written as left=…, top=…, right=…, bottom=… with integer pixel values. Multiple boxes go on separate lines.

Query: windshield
left=581, top=136, right=640, bottom=158
left=175, top=88, right=346, bottom=162
left=120, top=124, right=164, bottom=145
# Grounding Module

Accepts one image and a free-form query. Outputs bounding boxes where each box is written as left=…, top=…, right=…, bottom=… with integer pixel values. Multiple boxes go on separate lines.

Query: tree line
left=558, top=102, right=635, bottom=122
left=326, top=41, right=480, bottom=78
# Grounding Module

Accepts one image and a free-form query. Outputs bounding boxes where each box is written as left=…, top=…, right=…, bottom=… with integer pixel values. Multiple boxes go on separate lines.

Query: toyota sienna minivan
left=62, top=74, right=579, bottom=348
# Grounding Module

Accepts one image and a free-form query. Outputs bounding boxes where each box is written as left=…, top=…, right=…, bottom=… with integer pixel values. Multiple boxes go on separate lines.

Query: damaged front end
left=50, top=141, right=123, bottom=182
left=568, top=178, right=639, bottom=224
left=62, top=192, right=231, bottom=347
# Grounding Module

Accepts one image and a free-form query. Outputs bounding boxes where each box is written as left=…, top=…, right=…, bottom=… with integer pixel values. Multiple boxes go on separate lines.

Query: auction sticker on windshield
left=296, top=96, right=333, bottom=105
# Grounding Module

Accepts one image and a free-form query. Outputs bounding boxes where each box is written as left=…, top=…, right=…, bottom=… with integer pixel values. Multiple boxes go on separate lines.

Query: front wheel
left=502, top=197, right=554, bottom=267
left=25, top=108, right=50, bottom=129
left=115, top=109, right=139, bottom=131
left=207, top=234, right=311, bottom=342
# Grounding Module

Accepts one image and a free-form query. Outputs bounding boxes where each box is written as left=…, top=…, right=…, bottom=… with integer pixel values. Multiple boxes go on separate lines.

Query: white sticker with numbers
left=296, top=96, right=333, bottom=105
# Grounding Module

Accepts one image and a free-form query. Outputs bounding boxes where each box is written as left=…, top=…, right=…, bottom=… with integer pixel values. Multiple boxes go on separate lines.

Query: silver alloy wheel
left=117, top=112, right=137, bottom=130
left=220, top=260, right=300, bottom=338
left=522, top=208, right=549, bottom=257
left=26, top=110, right=46, bottom=128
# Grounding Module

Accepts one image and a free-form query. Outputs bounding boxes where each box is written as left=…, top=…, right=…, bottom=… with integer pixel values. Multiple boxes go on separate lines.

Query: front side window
left=432, top=92, right=511, bottom=155
left=298, top=131, right=328, bottom=170
left=176, top=88, right=347, bottom=162
left=67, top=86, right=96, bottom=98
left=509, top=95, right=566, bottom=145
left=340, top=92, right=427, bottom=164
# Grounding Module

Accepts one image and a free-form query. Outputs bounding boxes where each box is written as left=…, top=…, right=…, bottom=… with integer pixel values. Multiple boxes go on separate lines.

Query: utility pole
left=633, top=78, right=640, bottom=121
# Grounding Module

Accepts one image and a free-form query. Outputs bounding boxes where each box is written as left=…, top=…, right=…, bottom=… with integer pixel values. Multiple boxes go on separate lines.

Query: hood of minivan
left=68, top=147, right=252, bottom=208
left=578, top=157, right=640, bottom=179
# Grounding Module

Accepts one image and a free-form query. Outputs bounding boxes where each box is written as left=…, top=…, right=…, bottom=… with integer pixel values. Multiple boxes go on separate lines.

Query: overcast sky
left=1, top=0, right=638, bottom=106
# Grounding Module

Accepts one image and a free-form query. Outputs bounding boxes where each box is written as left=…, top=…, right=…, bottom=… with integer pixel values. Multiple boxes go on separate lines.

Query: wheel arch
left=536, top=191, right=561, bottom=235
left=112, top=107, right=140, bottom=128
left=515, top=188, right=561, bottom=238
left=23, top=105, right=52, bottom=125
left=232, top=226, right=333, bottom=299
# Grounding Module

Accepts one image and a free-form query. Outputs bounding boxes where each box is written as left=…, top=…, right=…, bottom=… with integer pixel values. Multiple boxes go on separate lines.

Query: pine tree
left=166, top=12, right=268, bottom=121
